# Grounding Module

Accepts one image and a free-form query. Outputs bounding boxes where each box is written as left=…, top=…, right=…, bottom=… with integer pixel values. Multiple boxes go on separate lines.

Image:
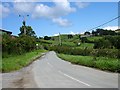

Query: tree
left=44, top=36, right=51, bottom=40
left=68, top=34, right=73, bottom=39
left=81, top=37, right=88, bottom=43
left=84, top=31, right=90, bottom=35
left=18, top=26, right=36, bottom=37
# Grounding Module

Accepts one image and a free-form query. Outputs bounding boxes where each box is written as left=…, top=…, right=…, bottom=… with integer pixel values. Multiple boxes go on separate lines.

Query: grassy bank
left=1, top=50, right=47, bottom=73
left=58, top=54, right=120, bottom=73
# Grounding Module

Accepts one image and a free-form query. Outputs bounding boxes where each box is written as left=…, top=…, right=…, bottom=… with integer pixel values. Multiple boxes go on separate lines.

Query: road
left=32, top=51, right=118, bottom=88
left=2, top=51, right=118, bottom=88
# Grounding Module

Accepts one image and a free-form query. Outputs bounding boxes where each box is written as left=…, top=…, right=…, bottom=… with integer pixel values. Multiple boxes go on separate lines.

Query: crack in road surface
left=1, top=51, right=118, bottom=88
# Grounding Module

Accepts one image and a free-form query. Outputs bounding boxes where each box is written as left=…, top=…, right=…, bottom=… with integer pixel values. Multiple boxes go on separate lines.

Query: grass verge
left=1, top=50, right=47, bottom=73
left=58, top=54, right=120, bottom=73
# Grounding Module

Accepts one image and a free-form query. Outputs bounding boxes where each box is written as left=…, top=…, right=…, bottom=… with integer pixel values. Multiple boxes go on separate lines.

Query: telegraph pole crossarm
left=19, top=14, right=29, bottom=35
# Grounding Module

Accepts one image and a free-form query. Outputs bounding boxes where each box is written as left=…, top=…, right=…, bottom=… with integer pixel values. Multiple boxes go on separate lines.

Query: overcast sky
left=0, top=0, right=118, bottom=37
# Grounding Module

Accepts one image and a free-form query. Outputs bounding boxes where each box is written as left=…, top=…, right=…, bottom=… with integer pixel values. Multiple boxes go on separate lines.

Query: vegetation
left=2, top=34, right=36, bottom=57
left=2, top=24, right=47, bottom=72
left=94, top=35, right=120, bottom=49
left=87, top=36, right=103, bottom=42
left=18, top=25, right=36, bottom=37
left=49, top=46, right=119, bottom=59
left=2, top=50, right=46, bottom=72
left=92, top=29, right=117, bottom=36
left=44, top=36, right=51, bottom=40
left=2, top=24, right=120, bottom=73
left=58, top=54, right=120, bottom=72
left=84, top=31, right=90, bottom=35
left=45, top=29, right=120, bottom=73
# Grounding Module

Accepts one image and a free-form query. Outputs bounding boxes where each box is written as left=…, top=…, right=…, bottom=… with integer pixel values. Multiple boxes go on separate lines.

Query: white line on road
left=47, top=62, right=53, bottom=67
left=58, top=71, right=91, bottom=87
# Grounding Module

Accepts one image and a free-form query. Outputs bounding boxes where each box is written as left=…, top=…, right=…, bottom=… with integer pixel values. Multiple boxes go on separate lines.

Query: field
left=87, top=36, right=103, bottom=41
left=1, top=50, right=47, bottom=72
left=40, top=34, right=98, bottom=48
left=58, top=54, right=120, bottom=72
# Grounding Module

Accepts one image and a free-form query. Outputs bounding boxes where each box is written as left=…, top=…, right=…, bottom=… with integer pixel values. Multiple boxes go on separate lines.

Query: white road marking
left=58, top=71, right=91, bottom=87
left=47, top=62, right=53, bottom=67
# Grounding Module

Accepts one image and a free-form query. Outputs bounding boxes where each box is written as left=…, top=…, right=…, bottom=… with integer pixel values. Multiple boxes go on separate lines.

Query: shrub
left=49, top=45, right=119, bottom=59
left=91, top=49, right=119, bottom=58
left=94, top=35, right=120, bottom=49
left=49, top=45, right=92, bottom=56
left=2, top=34, right=36, bottom=57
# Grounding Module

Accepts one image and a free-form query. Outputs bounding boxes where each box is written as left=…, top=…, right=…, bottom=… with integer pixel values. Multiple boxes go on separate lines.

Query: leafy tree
left=84, top=31, right=90, bottom=35
left=18, top=26, right=36, bottom=37
left=44, top=36, right=51, bottom=40
left=93, top=29, right=116, bottom=36
left=2, top=33, right=36, bottom=57
left=81, top=37, right=88, bottom=43
left=68, top=34, right=73, bottom=39
left=92, top=30, right=98, bottom=36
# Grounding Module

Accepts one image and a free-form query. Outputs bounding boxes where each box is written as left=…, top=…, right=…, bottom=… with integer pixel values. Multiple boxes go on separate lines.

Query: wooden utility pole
left=19, top=15, right=29, bottom=35
left=59, top=32, right=62, bottom=46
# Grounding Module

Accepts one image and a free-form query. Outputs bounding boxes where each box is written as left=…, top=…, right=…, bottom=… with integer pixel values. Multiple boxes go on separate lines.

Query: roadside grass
left=0, top=51, right=1, bottom=72
left=58, top=54, right=120, bottom=73
left=2, top=50, right=47, bottom=73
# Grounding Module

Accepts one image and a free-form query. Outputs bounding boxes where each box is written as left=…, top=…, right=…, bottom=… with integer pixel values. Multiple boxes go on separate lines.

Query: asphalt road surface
left=2, top=51, right=118, bottom=88
left=32, top=51, right=118, bottom=88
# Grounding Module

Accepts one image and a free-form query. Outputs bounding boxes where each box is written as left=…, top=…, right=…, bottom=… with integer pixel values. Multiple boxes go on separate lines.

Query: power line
left=87, top=16, right=120, bottom=32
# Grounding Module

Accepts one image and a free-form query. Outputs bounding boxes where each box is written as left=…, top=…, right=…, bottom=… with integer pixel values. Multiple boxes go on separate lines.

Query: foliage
left=49, top=45, right=119, bottom=59
left=80, top=37, right=93, bottom=43
left=94, top=35, right=120, bottom=49
left=68, top=34, right=73, bottom=39
left=80, top=37, right=88, bottom=43
left=84, top=31, right=90, bottom=35
left=2, top=34, right=36, bottom=57
left=18, top=25, right=36, bottom=37
left=94, top=39, right=112, bottom=49
left=2, top=50, right=47, bottom=72
left=90, top=49, right=119, bottom=59
left=44, top=36, right=51, bottom=40
left=58, top=54, right=120, bottom=72
left=49, top=45, right=92, bottom=56
left=87, top=36, right=103, bottom=42
left=92, top=29, right=116, bottom=36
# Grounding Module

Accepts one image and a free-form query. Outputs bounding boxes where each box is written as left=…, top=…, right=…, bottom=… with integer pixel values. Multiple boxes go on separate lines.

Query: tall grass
left=2, top=50, right=47, bottom=73
left=58, top=54, right=120, bottom=73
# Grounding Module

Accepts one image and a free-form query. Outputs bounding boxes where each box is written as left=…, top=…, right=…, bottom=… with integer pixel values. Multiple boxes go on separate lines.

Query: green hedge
left=2, top=34, right=36, bottom=57
left=49, top=45, right=119, bottom=59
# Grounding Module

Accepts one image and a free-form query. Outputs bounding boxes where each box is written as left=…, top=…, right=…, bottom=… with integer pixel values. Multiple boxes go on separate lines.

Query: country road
left=2, top=51, right=118, bottom=88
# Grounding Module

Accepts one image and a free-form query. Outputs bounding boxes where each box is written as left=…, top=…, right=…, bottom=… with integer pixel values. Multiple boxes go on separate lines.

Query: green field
left=1, top=50, right=47, bottom=72
left=40, top=35, right=96, bottom=48
left=87, top=36, right=103, bottom=41
left=76, top=43, right=94, bottom=49
left=58, top=54, right=120, bottom=72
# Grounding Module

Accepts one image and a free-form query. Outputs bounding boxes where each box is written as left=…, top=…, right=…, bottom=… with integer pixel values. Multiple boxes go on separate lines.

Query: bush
left=2, top=34, right=36, bottom=57
left=49, top=45, right=92, bottom=56
left=49, top=45, right=119, bottom=59
left=91, top=49, right=119, bottom=58
left=94, top=35, right=120, bottom=49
